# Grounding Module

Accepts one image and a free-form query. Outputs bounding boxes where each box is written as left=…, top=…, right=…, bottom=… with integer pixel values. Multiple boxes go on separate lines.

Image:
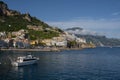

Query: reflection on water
left=11, top=64, right=38, bottom=80
left=0, top=47, right=120, bottom=80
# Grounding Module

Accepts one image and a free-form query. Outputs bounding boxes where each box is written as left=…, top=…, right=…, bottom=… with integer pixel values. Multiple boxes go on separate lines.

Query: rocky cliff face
left=0, top=1, right=20, bottom=16
left=0, top=1, right=8, bottom=15
left=0, top=1, right=32, bottom=22
left=23, top=13, right=31, bottom=22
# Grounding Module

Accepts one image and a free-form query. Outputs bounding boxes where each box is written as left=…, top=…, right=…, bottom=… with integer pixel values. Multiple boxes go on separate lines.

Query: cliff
left=0, top=1, right=20, bottom=16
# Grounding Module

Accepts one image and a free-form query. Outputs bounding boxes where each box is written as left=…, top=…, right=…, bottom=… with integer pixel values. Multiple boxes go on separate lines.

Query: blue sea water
left=0, top=47, right=120, bottom=80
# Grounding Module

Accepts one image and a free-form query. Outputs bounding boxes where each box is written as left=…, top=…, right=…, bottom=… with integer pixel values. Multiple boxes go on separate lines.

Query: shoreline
left=0, top=48, right=60, bottom=52
left=0, top=47, right=84, bottom=52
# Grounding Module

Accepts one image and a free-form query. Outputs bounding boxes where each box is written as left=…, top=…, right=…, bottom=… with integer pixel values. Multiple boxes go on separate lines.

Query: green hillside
left=0, top=1, right=62, bottom=40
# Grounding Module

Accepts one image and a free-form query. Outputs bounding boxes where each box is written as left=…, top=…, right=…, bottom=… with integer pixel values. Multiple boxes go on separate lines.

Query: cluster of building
left=0, top=29, right=87, bottom=49
left=0, top=29, right=30, bottom=48
left=40, top=32, right=86, bottom=47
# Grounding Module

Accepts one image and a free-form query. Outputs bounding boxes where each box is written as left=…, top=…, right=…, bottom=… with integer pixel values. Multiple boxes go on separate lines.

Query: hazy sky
left=2, top=0, right=120, bottom=38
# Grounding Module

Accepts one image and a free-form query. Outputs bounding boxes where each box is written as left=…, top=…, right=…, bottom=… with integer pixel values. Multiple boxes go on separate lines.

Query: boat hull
left=12, top=60, right=38, bottom=67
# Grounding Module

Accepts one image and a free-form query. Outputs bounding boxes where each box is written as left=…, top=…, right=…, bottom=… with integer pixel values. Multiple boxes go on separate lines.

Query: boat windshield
left=26, top=55, right=33, bottom=58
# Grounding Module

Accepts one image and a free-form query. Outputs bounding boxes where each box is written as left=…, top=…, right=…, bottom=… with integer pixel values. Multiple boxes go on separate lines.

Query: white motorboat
left=12, top=55, right=39, bottom=67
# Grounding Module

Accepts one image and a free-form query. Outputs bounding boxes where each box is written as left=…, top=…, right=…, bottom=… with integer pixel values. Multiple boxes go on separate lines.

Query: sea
left=0, top=47, right=120, bottom=80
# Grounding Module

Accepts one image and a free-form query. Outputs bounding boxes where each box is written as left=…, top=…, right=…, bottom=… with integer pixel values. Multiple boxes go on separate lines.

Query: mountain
left=0, top=1, right=63, bottom=40
left=65, top=27, right=120, bottom=47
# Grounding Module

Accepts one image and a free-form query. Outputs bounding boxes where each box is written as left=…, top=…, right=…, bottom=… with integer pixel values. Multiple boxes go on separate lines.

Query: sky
left=2, top=0, right=120, bottom=38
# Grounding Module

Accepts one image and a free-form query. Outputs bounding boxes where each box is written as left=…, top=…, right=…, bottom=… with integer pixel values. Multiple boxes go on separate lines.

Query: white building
left=51, top=40, right=67, bottom=47
left=76, top=38, right=86, bottom=43
left=64, top=32, right=76, bottom=41
left=4, top=38, right=10, bottom=43
left=0, top=32, right=6, bottom=37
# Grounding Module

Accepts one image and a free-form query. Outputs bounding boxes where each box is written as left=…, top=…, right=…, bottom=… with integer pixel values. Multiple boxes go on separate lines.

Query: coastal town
left=0, top=29, right=95, bottom=51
